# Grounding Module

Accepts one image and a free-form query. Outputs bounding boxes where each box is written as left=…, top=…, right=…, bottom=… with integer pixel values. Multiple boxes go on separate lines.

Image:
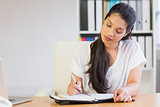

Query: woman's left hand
left=113, top=88, right=132, bottom=103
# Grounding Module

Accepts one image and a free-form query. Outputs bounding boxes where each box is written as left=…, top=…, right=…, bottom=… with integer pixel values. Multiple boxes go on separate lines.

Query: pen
left=71, top=74, right=81, bottom=94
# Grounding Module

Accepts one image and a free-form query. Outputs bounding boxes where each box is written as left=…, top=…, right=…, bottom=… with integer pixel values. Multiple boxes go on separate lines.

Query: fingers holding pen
left=67, top=82, right=80, bottom=96
left=73, top=81, right=82, bottom=94
left=67, top=73, right=83, bottom=96
left=73, top=81, right=81, bottom=89
left=67, top=81, right=82, bottom=96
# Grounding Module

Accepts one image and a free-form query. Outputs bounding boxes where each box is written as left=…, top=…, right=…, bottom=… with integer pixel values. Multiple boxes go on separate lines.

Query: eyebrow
left=108, top=19, right=125, bottom=31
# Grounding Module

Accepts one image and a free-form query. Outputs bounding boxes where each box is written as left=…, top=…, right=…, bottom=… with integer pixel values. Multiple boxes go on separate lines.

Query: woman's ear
left=124, top=30, right=131, bottom=37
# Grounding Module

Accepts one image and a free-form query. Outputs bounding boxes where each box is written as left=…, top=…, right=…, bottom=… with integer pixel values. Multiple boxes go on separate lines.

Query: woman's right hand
left=67, top=81, right=82, bottom=96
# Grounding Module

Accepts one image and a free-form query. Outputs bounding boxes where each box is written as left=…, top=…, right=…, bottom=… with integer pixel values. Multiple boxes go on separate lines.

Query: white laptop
left=0, top=58, right=32, bottom=105
left=8, top=96, right=32, bottom=105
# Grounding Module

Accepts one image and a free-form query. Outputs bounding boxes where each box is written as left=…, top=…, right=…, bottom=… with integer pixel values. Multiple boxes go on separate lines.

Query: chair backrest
left=54, top=41, right=83, bottom=95
left=139, top=69, right=156, bottom=94
left=54, top=41, right=156, bottom=95
left=0, top=58, right=8, bottom=98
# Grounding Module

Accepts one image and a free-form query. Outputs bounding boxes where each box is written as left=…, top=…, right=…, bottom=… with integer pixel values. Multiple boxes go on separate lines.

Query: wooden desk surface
left=13, top=93, right=160, bottom=107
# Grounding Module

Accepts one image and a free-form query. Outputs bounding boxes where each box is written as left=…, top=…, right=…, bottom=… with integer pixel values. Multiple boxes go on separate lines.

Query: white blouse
left=71, top=40, right=147, bottom=94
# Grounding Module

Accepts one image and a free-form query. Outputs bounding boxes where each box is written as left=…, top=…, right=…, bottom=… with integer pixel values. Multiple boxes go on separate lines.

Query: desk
left=14, top=93, right=160, bottom=107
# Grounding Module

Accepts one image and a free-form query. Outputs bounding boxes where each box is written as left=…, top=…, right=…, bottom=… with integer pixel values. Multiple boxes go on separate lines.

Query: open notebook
left=50, top=93, right=114, bottom=104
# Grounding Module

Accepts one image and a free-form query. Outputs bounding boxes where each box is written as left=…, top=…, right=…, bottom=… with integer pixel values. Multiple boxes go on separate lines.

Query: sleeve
left=128, top=41, right=147, bottom=71
left=70, top=44, right=85, bottom=78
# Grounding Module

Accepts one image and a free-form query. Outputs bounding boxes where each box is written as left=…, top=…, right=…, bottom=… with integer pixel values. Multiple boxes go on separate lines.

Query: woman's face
left=101, top=13, right=128, bottom=47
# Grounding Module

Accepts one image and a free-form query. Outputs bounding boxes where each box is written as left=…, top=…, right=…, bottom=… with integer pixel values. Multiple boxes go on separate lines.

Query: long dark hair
left=86, top=3, right=136, bottom=93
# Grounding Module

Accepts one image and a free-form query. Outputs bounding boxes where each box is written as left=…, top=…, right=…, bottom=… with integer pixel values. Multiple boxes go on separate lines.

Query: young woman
left=67, top=3, right=147, bottom=103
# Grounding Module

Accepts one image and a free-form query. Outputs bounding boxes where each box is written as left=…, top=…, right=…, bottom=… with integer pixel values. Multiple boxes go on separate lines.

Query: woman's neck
left=105, top=42, right=119, bottom=52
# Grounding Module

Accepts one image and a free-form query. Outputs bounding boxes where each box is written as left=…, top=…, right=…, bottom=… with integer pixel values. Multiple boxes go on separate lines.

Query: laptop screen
left=0, top=58, right=32, bottom=105
left=0, top=58, right=8, bottom=98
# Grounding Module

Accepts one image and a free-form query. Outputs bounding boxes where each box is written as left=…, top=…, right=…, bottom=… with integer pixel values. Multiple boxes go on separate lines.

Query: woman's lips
left=104, top=36, right=112, bottom=41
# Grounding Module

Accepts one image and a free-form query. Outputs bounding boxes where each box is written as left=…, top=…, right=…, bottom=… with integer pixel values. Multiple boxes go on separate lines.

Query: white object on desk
left=0, top=96, right=12, bottom=107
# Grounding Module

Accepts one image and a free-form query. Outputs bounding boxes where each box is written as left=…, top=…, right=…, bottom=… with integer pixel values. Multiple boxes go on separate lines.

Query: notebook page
left=88, top=94, right=113, bottom=100
left=50, top=95, right=65, bottom=100
left=59, top=94, right=95, bottom=101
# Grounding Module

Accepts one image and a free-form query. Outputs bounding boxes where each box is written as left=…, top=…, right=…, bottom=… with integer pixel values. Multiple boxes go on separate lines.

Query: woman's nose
left=108, top=29, right=114, bottom=37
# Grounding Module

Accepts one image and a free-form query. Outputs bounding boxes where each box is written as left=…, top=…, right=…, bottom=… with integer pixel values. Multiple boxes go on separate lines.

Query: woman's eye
left=107, top=24, right=111, bottom=27
left=116, top=31, right=122, bottom=34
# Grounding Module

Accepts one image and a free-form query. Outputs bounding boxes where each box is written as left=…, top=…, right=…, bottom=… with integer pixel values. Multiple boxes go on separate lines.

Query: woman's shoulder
left=77, top=41, right=92, bottom=50
left=74, top=41, right=92, bottom=58
left=120, top=39, right=141, bottom=52
left=73, top=41, right=92, bottom=66
left=76, top=41, right=92, bottom=51
left=79, top=41, right=92, bottom=47
left=121, top=39, right=139, bottom=48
